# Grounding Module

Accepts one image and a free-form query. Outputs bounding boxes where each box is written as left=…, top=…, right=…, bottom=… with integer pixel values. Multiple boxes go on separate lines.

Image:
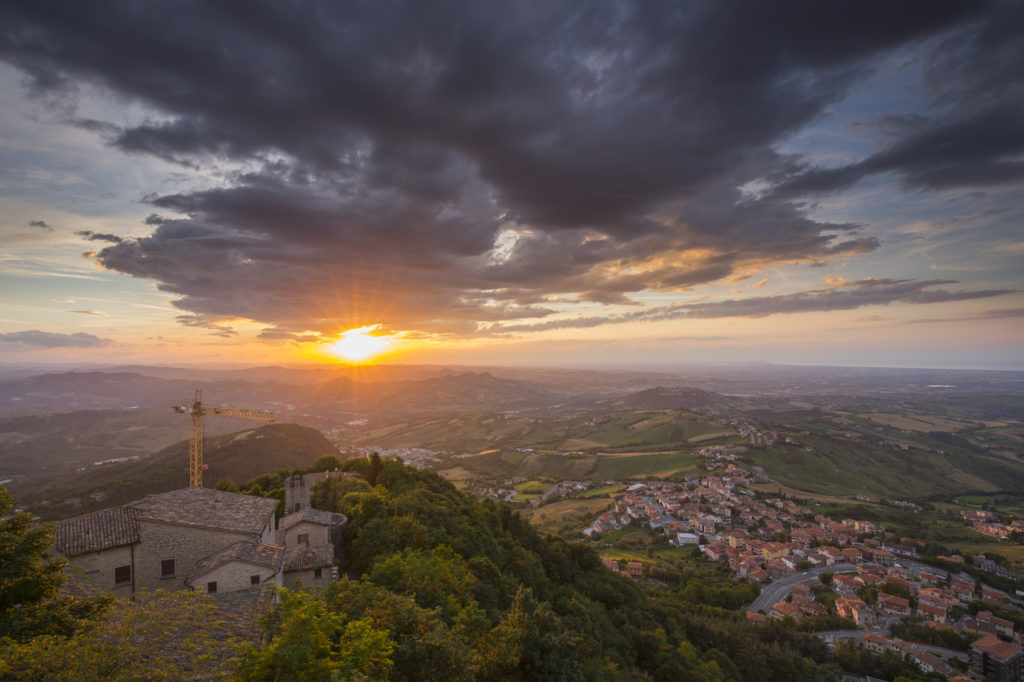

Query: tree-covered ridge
left=0, top=464, right=937, bottom=681
left=239, top=457, right=937, bottom=681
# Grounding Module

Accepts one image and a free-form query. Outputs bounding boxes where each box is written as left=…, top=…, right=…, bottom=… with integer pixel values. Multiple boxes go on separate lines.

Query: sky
left=1, top=0, right=1022, bottom=370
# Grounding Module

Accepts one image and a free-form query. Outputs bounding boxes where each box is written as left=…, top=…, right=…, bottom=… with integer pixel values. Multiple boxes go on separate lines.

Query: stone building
left=282, top=471, right=353, bottom=513
left=283, top=544, right=337, bottom=588
left=57, top=486, right=348, bottom=597
left=54, top=505, right=141, bottom=598
left=57, top=488, right=279, bottom=596
left=185, top=541, right=285, bottom=594
left=276, top=506, right=346, bottom=588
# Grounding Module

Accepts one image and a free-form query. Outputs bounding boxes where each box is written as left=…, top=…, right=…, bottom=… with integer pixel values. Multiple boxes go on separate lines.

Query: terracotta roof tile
left=972, top=633, right=1023, bottom=661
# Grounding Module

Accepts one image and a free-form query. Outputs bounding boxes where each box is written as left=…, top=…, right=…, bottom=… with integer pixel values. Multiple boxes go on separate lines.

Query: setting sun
left=328, top=324, right=394, bottom=363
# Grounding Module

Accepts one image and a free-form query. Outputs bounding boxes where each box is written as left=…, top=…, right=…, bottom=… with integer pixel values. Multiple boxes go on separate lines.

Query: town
left=541, top=445, right=1024, bottom=681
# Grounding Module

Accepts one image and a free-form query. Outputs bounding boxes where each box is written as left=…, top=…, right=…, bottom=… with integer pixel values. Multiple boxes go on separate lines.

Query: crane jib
left=172, top=387, right=278, bottom=488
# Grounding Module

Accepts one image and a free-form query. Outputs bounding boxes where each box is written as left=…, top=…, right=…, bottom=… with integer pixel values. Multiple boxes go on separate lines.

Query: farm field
left=858, top=412, right=981, bottom=432
left=526, top=497, right=613, bottom=535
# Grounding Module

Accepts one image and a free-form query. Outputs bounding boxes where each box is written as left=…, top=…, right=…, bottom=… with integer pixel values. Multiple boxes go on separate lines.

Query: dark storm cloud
left=0, top=0, right=1009, bottom=335
left=774, top=105, right=1024, bottom=197
left=484, top=279, right=1016, bottom=334
left=773, top=0, right=1024, bottom=198
left=75, top=230, right=123, bottom=243
left=0, top=330, right=111, bottom=348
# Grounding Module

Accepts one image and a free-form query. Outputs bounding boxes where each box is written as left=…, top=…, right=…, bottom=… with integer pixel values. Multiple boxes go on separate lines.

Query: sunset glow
left=0, top=2, right=1021, bottom=370
left=328, top=325, right=394, bottom=363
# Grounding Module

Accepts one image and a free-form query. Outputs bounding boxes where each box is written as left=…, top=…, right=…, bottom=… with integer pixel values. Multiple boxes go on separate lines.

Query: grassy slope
left=747, top=432, right=1024, bottom=500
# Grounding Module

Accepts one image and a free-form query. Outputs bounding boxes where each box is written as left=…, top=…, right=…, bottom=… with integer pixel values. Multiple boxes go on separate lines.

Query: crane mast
left=173, top=388, right=277, bottom=487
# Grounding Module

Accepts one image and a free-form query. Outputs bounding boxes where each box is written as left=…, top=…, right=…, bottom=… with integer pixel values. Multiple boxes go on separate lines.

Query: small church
left=55, top=486, right=346, bottom=597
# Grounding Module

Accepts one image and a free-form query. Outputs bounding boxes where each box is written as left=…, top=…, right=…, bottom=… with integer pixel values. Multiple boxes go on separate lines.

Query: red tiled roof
left=971, top=634, right=1023, bottom=662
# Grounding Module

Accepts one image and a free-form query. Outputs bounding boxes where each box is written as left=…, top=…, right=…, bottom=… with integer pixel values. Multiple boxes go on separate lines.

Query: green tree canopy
left=0, top=485, right=109, bottom=642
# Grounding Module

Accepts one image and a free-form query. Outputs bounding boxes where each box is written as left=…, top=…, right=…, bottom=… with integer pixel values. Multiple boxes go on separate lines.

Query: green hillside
left=744, top=432, right=1024, bottom=500
left=457, top=448, right=703, bottom=482
left=228, top=459, right=922, bottom=681
left=351, top=409, right=737, bottom=455
left=19, top=423, right=335, bottom=520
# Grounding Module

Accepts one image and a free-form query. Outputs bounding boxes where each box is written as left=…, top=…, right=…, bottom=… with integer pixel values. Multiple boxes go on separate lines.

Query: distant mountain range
left=0, top=369, right=573, bottom=417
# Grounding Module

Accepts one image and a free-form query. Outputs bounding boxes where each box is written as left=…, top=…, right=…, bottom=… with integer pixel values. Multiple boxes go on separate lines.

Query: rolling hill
left=16, top=423, right=335, bottom=520
left=349, top=409, right=737, bottom=455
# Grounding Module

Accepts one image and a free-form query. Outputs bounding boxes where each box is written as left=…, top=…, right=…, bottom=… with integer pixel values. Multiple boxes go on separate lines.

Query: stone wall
left=284, top=565, right=335, bottom=589
left=133, top=520, right=255, bottom=591
left=64, top=544, right=134, bottom=598
left=282, top=519, right=330, bottom=547
left=190, top=560, right=283, bottom=594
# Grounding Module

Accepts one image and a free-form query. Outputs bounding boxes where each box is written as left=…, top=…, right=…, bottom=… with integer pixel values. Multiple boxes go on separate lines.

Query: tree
left=488, top=587, right=583, bottom=680
left=236, top=588, right=394, bottom=681
left=0, top=485, right=109, bottom=642
left=368, top=452, right=383, bottom=487
left=310, top=476, right=372, bottom=513
left=215, top=478, right=240, bottom=492
left=819, top=572, right=834, bottom=587
left=308, top=455, right=343, bottom=473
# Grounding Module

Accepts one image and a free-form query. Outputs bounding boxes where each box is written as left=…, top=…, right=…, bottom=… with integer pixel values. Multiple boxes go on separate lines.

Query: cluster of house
left=355, top=446, right=441, bottom=469
left=601, top=558, right=645, bottom=580
left=527, top=480, right=592, bottom=506
left=581, top=469, right=904, bottom=585
left=726, top=419, right=780, bottom=447
left=963, top=509, right=1024, bottom=542
left=973, top=555, right=1024, bottom=582
left=861, top=634, right=963, bottom=680
left=857, top=628, right=1024, bottom=682
left=772, top=560, right=1024, bottom=682
left=748, top=560, right=1024, bottom=681
left=55, top=471, right=348, bottom=599
left=817, top=628, right=1024, bottom=682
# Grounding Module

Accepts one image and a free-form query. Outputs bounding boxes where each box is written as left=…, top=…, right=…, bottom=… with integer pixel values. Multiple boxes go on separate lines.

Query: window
left=161, top=559, right=176, bottom=578
left=207, top=581, right=217, bottom=594
left=314, top=568, right=323, bottom=579
left=114, top=565, right=131, bottom=586
left=250, top=575, right=260, bottom=586
left=294, top=503, right=301, bottom=512
left=297, top=533, right=308, bottom=544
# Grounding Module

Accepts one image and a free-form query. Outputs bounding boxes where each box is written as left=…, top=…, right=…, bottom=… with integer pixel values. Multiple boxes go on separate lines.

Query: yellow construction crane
left=173, top=388, right=277, bottom=487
